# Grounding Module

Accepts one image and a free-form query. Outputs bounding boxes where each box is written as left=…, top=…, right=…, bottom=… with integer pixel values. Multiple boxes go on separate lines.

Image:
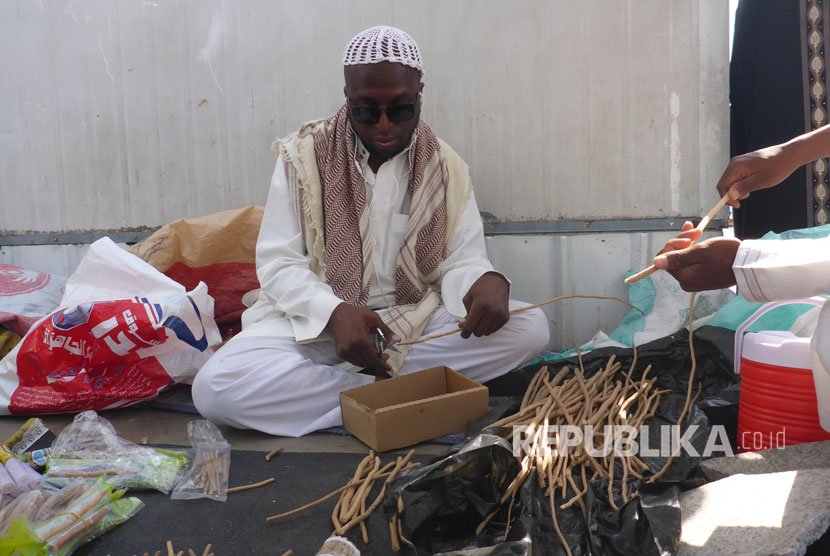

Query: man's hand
left=460, top=272, right=510, bottom=339
left=716, top=145, right=795, bottom=208
left=653, top=223, right=741, bottom=291
left=326, top=303, right=395, bottom=374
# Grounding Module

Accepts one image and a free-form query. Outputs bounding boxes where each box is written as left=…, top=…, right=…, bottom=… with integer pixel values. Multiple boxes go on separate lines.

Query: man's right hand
left=716, top=144, right=796, bottom=208
left=326, top=303, right=395, bottom=374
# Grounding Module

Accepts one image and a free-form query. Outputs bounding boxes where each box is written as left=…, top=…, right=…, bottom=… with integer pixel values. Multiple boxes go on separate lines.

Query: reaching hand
left=653, top=229, right=741, bottom=291
left=660, top=221, right=703, bottom=252
left=460, top=272, right=510, bottom=339
left=716, top=145, right=795, bottom=208
left=326, top=303, right=395, bottom=374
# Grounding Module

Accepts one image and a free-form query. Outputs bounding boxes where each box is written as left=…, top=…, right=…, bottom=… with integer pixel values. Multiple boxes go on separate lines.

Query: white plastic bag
left=0, top=264, right=66, bottom=337
left=0, top=238, right=221, bottom=415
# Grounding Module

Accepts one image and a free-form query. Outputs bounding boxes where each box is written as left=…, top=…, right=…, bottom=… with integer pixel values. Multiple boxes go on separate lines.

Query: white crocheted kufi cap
left=343, top=26, right=423, bottom=74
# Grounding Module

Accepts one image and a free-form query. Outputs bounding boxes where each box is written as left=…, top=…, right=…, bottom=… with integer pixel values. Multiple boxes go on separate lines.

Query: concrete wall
left=0, top=0, right=730, bottom=348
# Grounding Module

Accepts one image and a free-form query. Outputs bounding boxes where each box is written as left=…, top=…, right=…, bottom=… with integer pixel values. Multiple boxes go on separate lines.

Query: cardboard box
left=339, top=366, right=489, bottom=452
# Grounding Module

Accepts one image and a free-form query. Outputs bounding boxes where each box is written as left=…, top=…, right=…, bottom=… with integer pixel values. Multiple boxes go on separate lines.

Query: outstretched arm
left=653, top=225, right=830, bottom=301
left=718, top=125, right=830, bottom=207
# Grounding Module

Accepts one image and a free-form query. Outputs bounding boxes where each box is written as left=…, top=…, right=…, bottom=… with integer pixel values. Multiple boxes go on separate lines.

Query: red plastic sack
left=0, top=238, right=221, bottom=415
left=129, top=206, right=263, bottom=340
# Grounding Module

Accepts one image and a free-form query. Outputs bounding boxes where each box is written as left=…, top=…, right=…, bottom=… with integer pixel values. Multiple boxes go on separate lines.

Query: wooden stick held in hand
left=624, top=194, right=730, bottom=285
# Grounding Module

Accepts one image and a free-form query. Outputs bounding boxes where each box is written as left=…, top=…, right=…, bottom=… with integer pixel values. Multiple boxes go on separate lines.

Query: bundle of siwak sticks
left=266, top=450, right=419, bottom=551
left=173, top=449, right=228, bottom=498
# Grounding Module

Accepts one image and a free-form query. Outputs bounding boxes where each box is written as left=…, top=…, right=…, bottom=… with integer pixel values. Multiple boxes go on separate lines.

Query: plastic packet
left=4, top=417, right=55, bottom=456
left=35, top=482, right=89, bottom=522
left=43, top=411, right=189, bottom=494
left=0, top=489, right=44, bottom=538
left=0, top=482, right=88, bottom=539
left=171, top=420, right=230, bottom=501
left=0, top=463, right=14, bottom=495
left=315, top=536, right=361, bottom=556
left=0, top=478, right=143, bottom=556
left=2, top=457, right=43, bottom=494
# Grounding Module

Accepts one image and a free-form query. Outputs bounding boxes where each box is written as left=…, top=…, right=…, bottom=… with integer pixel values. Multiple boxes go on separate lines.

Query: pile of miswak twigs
left=482, top=294, right=703, bottom=556
left=117, top=541, right=215, bottom=556
left=483, top=354, right=679, bottom=556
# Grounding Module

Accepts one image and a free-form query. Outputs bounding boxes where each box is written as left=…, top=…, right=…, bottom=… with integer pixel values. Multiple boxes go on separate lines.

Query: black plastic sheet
left=485, top=327, right=737, bottom=404
left=385, top=434, right=521, bottom=555
left=387, top=328, right=738, bottom=556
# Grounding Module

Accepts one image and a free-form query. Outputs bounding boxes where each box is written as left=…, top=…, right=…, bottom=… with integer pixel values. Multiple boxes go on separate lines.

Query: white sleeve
left=439, top=190, right=509, bottom=319
left=255, top=156, right=344, bottom=340
left=733, top=237, right=830, bottom=302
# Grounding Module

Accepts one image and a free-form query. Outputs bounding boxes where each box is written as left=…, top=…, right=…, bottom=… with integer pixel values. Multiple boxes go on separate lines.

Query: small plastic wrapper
left=0, top=478, right=143, bottom=556
left=35, top=482, right=89, bottom=523
left=0, top=463, right=14, bottom=495
left=171, top=420, right=230, bottom=501
left=5, top=417, right=55, bottom=456
left=3, top=459, right=28, bottom=497
left=43, top=411, right=189, bottom=494
left=315, top=536, right=361, bottom=556
left=4, top=458, right=42, bottom=492
left=0, top=489, right=45, bottom=538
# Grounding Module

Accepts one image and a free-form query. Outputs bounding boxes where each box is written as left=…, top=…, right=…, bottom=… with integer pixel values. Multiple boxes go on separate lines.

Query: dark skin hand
left=326, top=302, right=396, bottom=378
left=344, top=61, right=423, bottom=173
left=715, top=145, right=794, bottom=208
left=714, top=125, right=830, bottom=208
left=653, top=221, right=741, bottom=291
left=460, top=272, right=510, bottom=338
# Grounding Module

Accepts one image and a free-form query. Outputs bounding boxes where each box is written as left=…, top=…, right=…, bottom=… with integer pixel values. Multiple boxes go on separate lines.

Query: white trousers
left=191, top=302, right=549, bottom=437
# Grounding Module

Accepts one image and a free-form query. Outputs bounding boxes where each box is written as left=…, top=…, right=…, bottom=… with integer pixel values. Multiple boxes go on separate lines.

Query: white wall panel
left=1, top=0, right=728, bottom=232
left=0, top=244, right=90, bottom=278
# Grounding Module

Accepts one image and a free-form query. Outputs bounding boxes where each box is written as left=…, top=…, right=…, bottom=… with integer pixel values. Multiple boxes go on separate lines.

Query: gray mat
left=141, top=385, right=511, bottom=445
left=75, top=450, right=432, bottom=556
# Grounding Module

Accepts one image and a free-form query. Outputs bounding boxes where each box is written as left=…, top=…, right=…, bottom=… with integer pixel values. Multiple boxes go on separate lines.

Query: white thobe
left=733, top=237, right=830, bottom=427
left=192, top=140, right=549, bottom=436
left=237, top=139, right=503, bottom=342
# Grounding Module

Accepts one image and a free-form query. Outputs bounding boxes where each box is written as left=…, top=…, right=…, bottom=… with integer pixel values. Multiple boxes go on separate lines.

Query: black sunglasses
left=347, top=94, right=419, bottom=125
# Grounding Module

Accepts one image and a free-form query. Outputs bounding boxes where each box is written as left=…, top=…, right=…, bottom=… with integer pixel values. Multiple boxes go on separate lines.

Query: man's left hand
left=460, top=272, right=510, bottom=338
